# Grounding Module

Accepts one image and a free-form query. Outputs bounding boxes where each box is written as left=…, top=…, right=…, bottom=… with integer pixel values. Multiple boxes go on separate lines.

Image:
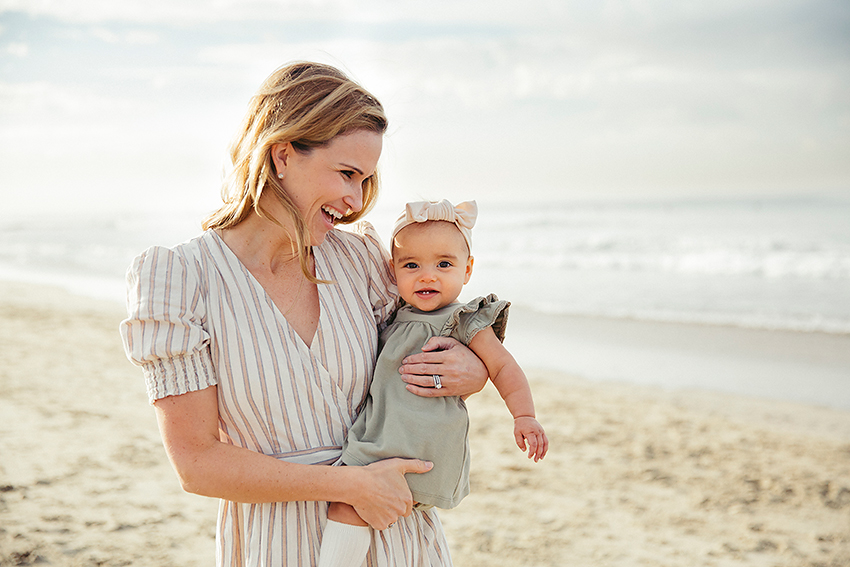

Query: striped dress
left=120, top=222, right=454, bottom=567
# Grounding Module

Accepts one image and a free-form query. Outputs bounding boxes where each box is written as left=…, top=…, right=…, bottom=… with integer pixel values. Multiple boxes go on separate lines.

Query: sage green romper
left=341, top=294, right=509, bottom=509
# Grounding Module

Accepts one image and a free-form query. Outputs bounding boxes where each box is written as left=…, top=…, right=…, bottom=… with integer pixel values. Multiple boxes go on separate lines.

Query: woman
left=120, top=62, right=487, bottom=566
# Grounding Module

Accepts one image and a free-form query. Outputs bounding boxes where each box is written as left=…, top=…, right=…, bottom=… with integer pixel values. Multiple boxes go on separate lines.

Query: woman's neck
left=218, top=211, right=302, bottom=276
left=217, top=208, right=320, bottom=346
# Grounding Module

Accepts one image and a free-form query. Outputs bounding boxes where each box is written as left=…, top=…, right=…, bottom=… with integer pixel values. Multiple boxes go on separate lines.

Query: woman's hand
left=348, top=458, right=433, bottom=530
left=399, top=336, right=488, bottom=398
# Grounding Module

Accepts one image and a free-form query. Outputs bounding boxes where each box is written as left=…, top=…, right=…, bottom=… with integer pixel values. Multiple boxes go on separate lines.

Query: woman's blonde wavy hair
left=203, top=61, right=388, bottom=280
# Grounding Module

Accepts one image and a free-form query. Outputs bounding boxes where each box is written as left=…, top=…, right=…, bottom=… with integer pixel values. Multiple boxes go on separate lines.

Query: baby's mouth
left=415, top=289, right=438, bottom=297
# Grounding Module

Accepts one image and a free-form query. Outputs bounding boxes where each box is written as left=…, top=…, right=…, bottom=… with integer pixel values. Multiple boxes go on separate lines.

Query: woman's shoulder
left=136, top=231, right=214, bottom=258
left=327, top=220, right=384, bottom=248
left=324, top=221, right=390, bottom=264
left=126, top=231, right=219, bottom=289
left=322, top=221, right=397, bottom=320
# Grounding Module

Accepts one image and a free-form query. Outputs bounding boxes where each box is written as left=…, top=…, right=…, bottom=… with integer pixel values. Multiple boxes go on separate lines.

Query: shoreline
left=4, top=271, right=849, bottom=410
left=504, top=305, right=850, bottom=411
left=1, top=280, right=849, bottom=565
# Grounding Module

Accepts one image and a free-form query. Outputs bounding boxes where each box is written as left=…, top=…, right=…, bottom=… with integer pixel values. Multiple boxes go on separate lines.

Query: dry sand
left=1, top=281, right=848, bottom=566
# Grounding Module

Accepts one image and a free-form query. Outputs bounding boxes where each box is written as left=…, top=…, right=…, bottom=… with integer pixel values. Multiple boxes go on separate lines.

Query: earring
left=277, top=173, right=284, bottom=179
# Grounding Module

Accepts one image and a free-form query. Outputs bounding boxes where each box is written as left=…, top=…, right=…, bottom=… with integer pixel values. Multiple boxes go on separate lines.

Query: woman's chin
left=308, top=228, right=333, bottom=247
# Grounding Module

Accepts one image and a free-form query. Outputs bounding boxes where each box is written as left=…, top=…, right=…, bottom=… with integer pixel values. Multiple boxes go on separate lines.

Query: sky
left=1, top=0, right=849, bottom=217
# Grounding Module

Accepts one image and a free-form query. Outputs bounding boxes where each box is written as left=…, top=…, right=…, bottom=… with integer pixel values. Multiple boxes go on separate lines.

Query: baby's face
left=391, top=221, right=473, bottom=312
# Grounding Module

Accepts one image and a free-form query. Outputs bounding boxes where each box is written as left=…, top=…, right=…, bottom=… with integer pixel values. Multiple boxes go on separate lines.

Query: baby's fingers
left=538, top=432, right=549, bottom=460
left=525, top=434, right=540, bottom=460
left=514, top=429, right=527, bottom=451
left=529, top=432, right=549, bottom=462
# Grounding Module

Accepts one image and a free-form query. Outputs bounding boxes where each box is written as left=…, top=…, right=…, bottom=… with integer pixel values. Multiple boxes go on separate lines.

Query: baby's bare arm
left=468, top=327, right=536, bottom=418
left=468, top=328, right=549, bottom=460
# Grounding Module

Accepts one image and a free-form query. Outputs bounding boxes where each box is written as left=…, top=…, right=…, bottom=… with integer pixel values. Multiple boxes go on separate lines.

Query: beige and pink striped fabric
left=120, top=223, right=454, bottom=567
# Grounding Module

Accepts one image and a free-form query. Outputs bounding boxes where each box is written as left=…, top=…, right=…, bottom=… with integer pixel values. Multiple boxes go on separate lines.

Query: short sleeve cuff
left=444, top=294, right=511, bottom=345
left=141, top=347, right=217, bottom=404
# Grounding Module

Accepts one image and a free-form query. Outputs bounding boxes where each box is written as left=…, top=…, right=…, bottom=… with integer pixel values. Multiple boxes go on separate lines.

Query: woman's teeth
left=322, top=206, right=343, bottom=221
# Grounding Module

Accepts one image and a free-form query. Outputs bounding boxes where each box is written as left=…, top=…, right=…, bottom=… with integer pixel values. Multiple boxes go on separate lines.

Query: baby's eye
left=438, top=261, right=453, bottom=268
left=403, top=262, right=419, bottom=269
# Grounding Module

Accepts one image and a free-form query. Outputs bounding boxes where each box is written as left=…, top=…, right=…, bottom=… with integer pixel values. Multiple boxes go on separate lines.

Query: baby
left=319, top=199, right=548, bottom=567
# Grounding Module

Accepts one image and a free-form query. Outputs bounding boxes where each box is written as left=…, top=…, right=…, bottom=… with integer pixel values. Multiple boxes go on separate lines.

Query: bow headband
left=391, top=199, right=478, bottom=253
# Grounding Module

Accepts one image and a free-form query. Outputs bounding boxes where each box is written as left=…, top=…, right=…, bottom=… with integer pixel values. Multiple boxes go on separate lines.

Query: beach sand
left=1, top=281, right=848, bottom=566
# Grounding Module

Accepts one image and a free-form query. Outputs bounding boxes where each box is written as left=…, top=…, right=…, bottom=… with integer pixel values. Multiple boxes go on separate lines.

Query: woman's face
left=273, top=130, right=383, bottom=245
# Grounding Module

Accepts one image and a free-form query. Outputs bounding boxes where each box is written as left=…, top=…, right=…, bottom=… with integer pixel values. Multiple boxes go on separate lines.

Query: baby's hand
left=513, top=416, right=548, bottom=462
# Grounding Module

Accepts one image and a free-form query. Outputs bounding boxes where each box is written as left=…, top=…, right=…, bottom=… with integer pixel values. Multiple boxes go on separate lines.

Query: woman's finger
left=397, top=458, right=433, bottom=476
left=418, top=336, right=461, bottom=353
left=399, top=362, right=461, bottom=396
left=352, top=458, right=425, bottom=528
left=404, top=383, right=447, bottom=397
left=401, top=336, right=461, bottom=366
left=400, top=336, right=488, bottom=398
left=399, top=363, right=444, bottom=382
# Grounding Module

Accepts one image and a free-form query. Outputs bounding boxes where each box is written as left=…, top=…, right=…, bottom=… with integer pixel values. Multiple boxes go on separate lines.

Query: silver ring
left=433, top=374, right=442, bottom=389
left=387, top=522, right=395, bottom=529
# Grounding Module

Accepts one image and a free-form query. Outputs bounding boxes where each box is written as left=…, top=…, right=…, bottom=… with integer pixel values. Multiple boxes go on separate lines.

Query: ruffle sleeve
left=343, top=221, right=400, bottom=330
left=119, top=245, right=217, bottom=404
left=442, top=293, right=510, bottom=345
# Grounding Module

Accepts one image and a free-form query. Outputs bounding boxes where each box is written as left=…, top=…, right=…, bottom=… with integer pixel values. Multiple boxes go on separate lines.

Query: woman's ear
left=271, top=143, right=291, bottom=179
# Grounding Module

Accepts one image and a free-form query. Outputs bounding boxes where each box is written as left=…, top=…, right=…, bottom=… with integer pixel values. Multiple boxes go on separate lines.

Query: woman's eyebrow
left=339, top=163, right=364, bottom=175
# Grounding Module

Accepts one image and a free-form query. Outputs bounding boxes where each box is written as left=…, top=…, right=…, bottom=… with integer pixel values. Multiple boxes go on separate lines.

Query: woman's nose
left=343, top=181, right=363, bottom=214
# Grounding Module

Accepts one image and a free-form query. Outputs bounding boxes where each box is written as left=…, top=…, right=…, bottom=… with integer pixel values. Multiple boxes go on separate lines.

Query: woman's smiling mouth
left=321, top=205, right=344, bottom=223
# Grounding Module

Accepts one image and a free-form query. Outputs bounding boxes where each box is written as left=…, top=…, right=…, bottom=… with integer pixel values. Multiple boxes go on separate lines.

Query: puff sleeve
left=119, top=245, right=217, bottom=404
left=443, top=294, right=510, bottom=345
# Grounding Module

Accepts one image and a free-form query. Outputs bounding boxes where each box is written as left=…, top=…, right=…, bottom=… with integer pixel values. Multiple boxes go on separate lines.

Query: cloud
left=0, top=81, right=115, bottom=117
left=4, top=40, right=26, bottom=55
left=86, top=26, right=158, bottom=44
left=0, top=0, right=847, bottom=215
left=1, top=0, right=368, bottom=24
left=1, top=0, right=559, bottom=25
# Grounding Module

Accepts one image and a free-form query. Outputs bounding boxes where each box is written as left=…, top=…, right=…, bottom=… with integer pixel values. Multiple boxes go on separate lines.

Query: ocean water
left=2, top=196, right=848, bottom=408
left=1, top=196, right=849, bottom=335
left=466, top=197, right=850, bottom=335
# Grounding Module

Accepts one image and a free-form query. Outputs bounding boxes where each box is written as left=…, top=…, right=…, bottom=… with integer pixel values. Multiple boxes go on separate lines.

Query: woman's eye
left=341, top=170, right=354, bottom=179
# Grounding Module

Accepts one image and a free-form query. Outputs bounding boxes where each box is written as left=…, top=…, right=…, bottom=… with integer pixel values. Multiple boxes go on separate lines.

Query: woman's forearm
left=171, top=439, right=361, bottom=504
left=154, top=387, right=362, bottom=505
left=153, top=386, right=425, bottom=530
left=163, top=428, right=427, bottom=529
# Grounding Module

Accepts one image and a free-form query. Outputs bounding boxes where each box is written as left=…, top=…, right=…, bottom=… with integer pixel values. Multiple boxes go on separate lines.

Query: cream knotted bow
left=391, top=199, right=478, bottom=252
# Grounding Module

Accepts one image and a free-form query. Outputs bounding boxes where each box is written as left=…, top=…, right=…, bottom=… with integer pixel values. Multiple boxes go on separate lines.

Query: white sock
left=317, top=519, right=372, bottom=567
